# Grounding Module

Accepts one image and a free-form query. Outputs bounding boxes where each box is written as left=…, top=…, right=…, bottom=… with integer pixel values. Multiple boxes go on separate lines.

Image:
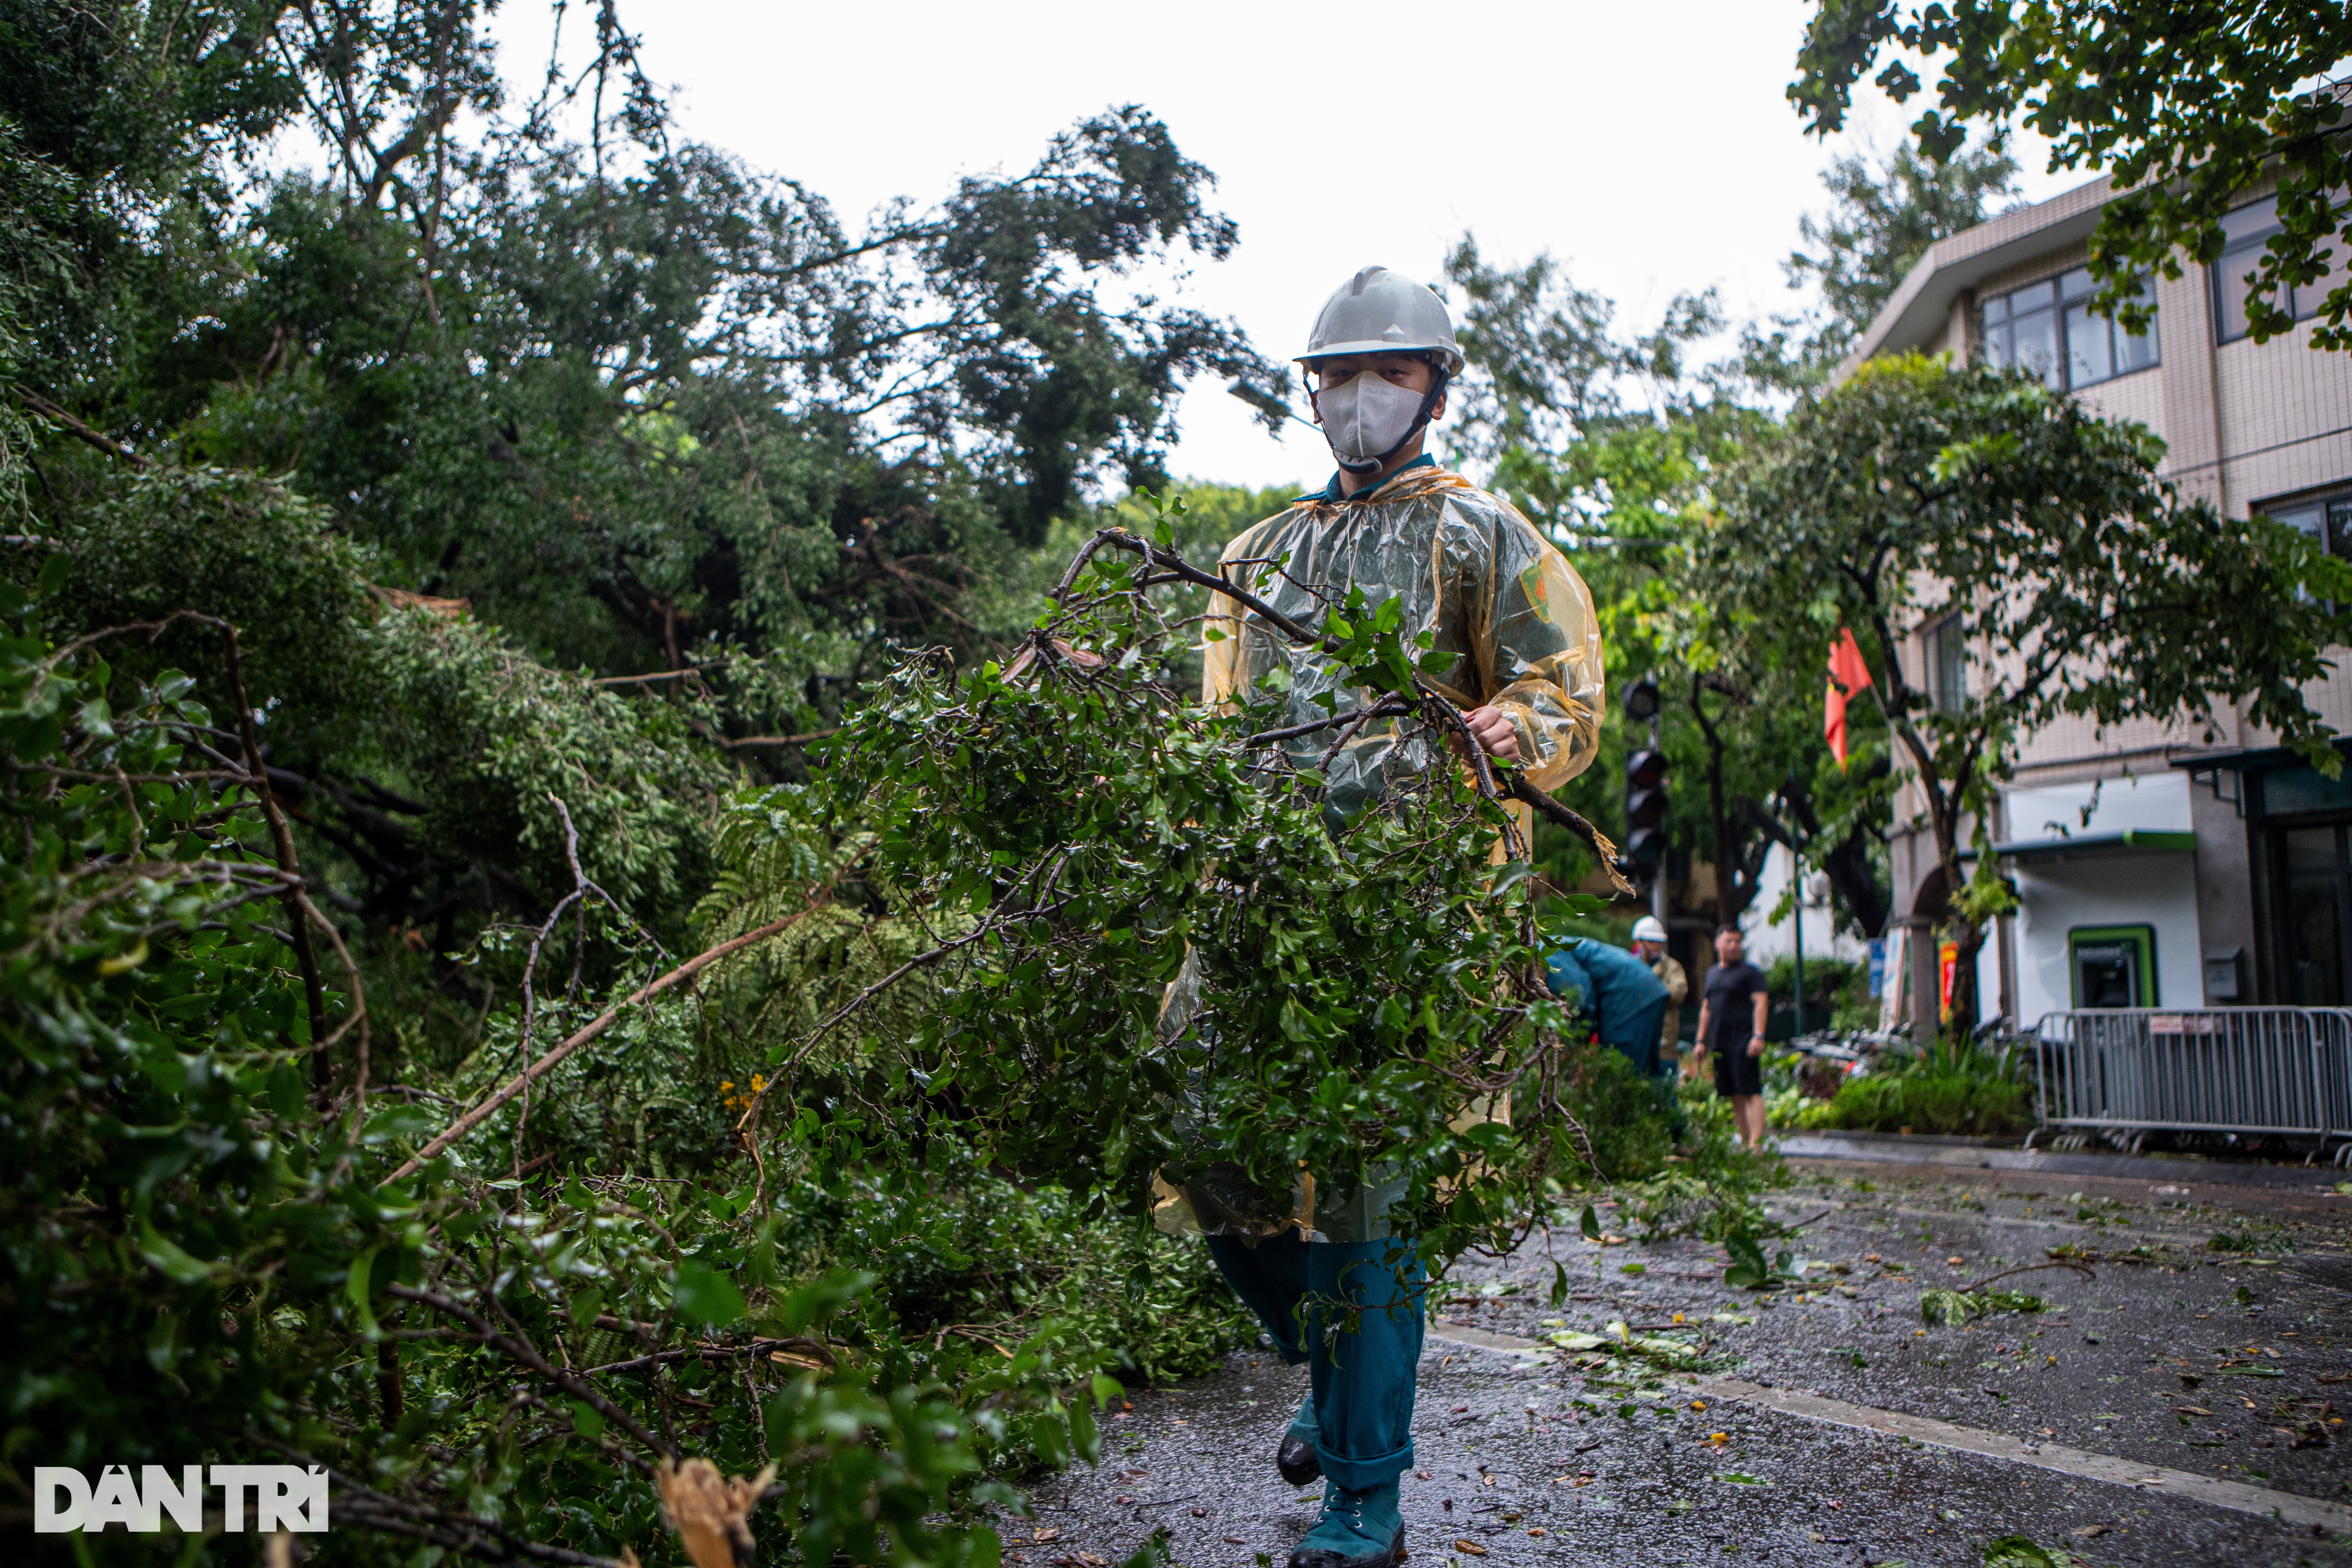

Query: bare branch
left=384, top=900, right=838, bottom=1183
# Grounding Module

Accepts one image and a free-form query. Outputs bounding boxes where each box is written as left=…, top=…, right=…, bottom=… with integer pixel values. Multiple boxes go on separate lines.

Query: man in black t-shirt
left=1690, top=923, right=1769, bottom=1147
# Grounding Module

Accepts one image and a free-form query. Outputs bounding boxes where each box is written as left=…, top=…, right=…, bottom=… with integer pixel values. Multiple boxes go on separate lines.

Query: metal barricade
left=2031, top=1007, right=2352, bottom=1161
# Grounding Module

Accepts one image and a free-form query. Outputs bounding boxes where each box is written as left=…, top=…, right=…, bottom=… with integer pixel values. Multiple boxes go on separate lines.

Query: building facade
left=1844, top=169, right=2352, bottom=1030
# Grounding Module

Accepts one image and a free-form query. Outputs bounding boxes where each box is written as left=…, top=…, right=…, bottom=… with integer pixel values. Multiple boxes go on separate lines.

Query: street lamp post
left=1649, top=707, right=1667, bottom=927
left=1792, top=851, right=1806, bottom=1040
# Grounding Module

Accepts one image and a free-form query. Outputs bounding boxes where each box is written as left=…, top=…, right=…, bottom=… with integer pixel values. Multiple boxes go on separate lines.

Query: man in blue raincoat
left=1544, top=935, right=1671, bottom=1081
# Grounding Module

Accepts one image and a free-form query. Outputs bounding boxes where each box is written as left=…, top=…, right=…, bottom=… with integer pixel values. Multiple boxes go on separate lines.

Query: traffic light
left=1623, top=747, right=1667, bottom=872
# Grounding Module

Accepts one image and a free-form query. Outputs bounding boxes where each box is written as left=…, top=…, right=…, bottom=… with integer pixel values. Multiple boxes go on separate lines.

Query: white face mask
left=1313, top=370, right=1427, bottom=463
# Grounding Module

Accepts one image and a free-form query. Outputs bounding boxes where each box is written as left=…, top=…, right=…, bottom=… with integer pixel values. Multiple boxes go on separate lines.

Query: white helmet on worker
left=1301, top=267, right=1464, bottom=475
left=1631, top=916, right=1668, bottom=944
left=1299, top=267, right=1466, bottom=374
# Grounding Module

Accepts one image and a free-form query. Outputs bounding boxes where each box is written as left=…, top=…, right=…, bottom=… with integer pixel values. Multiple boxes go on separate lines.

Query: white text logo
left=34, top=1465, right=330, bottom=1533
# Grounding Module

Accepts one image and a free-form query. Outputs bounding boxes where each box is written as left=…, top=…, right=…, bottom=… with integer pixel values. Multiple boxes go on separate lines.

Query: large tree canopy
left=1790, top=2, right=2352, bottom=348
left=0, top=0, right=1285, bottom=972
left=1744, top=138, right=2020, bottom=385
left=1714, top=354, right=2352, bottom=1020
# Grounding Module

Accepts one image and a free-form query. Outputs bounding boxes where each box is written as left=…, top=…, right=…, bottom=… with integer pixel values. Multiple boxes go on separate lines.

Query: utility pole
left=1649, top=704, right=1668, bottom=927
left=1792, top=850, right=1806, bottom=1040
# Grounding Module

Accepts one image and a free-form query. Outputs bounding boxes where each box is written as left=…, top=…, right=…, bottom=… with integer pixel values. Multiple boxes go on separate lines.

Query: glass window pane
left=2060, top=267, right=2096, bottom=301
left=2214, top=258, right=2255, bottom=342
left=2283, top=826, right=2345, bottom=1006
left=2330, top=500, right=2352, bottom=558
left=2296, top=240, right=2345, bottom=324
left=1931, top=617, right=1965, bottom=712
left=2219, top=194, right=2282, bottom=248
left=1983, top=291, right=2009, bottom=324
left=1982, top=319, right=2010, bottom=368
left=2010, top=306, right=2060, bottom=387
left=2065, top=303, right=2113, bottom=387
left=2267, top=499, right=2325, bottom=541
left=2105, top=274, right=2159, bottom=371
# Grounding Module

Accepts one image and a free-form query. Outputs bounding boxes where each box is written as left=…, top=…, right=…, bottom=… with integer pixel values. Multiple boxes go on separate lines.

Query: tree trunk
left=1819, top=821, right=1889, bottom=938
left=1945, top=916, right=1987, bottom=1038
left=1690, top=676, right=1768, bottom=926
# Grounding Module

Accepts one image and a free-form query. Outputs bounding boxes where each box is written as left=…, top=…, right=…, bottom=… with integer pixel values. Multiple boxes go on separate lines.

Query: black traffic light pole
left=1647, top=706, right=1667, bottom=927
left=1793, top=867, right=1806, bottom=1039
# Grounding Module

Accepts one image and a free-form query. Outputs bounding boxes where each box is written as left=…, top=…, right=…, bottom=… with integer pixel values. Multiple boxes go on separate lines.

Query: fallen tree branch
left=741, top=846, right=1087, bottom=1125
left=15, top=385, right=154, bottom=467
left=296, top=890, right=370, bottom=1115
left=1245, top=702, right=1411, bottom=746
left=220, top=623, right=331, bottom=1083
left=716, top=729, right=841, bottom=747
left=590, top=661, right=730, bottom=687
left=581, top=1336, right=835, bottom=1378
left=383, top=902, right=830, bottom=1183
left=1960, top=1259, right=2095, bottom=1294
left=387, top=1283, right=673, bottom=1459
left=1504, top=775, right=1632, bottom=896
left=239, top=1430, right=623, bottom=1568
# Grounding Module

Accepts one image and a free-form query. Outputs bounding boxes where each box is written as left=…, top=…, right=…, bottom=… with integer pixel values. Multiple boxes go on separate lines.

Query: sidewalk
left=1773, top=1129, right=2350, bottom=1193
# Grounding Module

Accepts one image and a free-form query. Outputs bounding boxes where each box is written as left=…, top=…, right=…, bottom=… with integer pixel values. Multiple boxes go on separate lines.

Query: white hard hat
left=1631, top=916, right=1668, bottom=943
left=1300, top=266, right=1465, bottom=375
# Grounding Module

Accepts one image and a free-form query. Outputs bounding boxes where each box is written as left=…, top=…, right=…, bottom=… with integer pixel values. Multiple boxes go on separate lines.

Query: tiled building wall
left=2213, top=315, right=2352, bottom=515
left=1929, top=236, right=2352, bottom=781
left=1862, top=160, right=2352, bottom=1021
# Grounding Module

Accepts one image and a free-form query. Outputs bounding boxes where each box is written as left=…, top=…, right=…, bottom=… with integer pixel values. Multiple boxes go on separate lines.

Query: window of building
left=2261, top=487, right=2352, bottom=556
left=2212, top=194, right=2339, bottom=343
left=1926, top=614, right=1966, bottom=713
left=1981, top=268, right=2158, bottom=388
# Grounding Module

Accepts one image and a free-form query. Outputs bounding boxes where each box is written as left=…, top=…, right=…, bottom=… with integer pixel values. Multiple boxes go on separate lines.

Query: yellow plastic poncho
left=1153, top=458, right=1606, bottom=1242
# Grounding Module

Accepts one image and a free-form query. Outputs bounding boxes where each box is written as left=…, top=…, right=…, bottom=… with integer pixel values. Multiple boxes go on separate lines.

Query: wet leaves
left=1919, top=1287, right=2044, bottom=1326
left=1984, top=1537, right=2097, bottom=1568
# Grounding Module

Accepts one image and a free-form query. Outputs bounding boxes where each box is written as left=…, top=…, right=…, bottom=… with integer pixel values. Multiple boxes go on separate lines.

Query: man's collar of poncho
left=1292, top=452, right=1467, bottom=507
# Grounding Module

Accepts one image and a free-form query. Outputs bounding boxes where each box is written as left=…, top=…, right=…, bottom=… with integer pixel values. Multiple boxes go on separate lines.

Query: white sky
left=490, top=0, right=2077, bottom=491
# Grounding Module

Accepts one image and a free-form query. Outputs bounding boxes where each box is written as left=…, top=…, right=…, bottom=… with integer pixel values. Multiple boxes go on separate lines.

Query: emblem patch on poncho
left=1519, top=561, right=1555, bottom=625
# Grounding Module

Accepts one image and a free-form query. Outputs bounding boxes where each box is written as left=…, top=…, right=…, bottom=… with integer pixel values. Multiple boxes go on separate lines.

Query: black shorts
left=1711, top=1040, right=1764, bottom=1098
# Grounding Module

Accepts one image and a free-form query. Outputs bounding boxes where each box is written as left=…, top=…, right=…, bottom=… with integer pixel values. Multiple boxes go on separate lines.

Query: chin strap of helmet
left=1319, top=359, right=1452, bottom=476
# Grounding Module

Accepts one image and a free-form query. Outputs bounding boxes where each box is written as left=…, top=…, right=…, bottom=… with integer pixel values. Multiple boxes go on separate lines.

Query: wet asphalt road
left=1024, top=1159, right=2352, bottom=1568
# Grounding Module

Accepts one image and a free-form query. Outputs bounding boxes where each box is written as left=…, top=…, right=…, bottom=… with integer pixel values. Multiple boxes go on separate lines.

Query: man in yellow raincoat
left=1168, top=266, right=1602, bottom=1568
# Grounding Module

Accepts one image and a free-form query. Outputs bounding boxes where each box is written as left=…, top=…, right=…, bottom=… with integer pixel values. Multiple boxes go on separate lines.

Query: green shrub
left=1820, top=1069, right=2031, bottom=1135
left=0, top=560, right=1109, bottom=1568
left=1566, top=1041, right=1677, bottom=1181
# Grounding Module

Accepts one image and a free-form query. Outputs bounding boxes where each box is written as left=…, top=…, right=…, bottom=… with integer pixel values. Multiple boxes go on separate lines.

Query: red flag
left=1823, top=628, right=1873, bottom=768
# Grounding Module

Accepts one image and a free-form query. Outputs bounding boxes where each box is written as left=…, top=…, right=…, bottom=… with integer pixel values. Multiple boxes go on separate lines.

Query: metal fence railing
left=2030, top=1007, right=2352, bottom=1164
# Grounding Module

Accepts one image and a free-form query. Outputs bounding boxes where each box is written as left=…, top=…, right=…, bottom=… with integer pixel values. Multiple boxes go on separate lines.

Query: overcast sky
left=489, top=0, right=2076, bottom=491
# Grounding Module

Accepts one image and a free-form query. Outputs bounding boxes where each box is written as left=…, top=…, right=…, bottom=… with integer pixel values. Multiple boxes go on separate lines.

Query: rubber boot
left=1285, top=1479, right=1403, bottom=1568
